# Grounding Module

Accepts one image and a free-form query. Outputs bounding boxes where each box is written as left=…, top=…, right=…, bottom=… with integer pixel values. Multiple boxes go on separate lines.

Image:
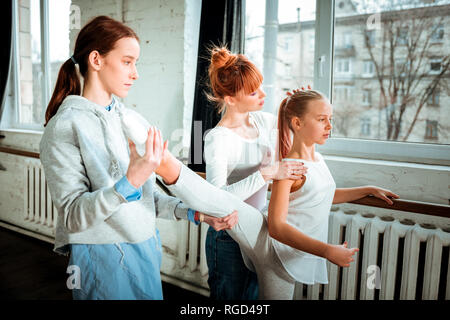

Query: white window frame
left=360, top=117, right=371, bottom=136
left=362, top=60, right=375, bottom=77
left=1, top=0, right=51, bottom=131
left=313, top=0, right=450, bottom=166
left=362, top=89, right=371, bottom=106
left=430, top=24, right=444, bottom=43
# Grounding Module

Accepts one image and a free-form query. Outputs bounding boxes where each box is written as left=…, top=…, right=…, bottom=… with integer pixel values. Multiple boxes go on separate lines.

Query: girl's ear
left=291, top=116, right=302, bottom=131
left=88, top=50, right=103, bottom=71
left=224, top=95, right=235, bottom=106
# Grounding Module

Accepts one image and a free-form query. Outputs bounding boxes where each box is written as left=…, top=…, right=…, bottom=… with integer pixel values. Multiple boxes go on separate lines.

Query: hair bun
left=210, top=47, right=235, bottom=70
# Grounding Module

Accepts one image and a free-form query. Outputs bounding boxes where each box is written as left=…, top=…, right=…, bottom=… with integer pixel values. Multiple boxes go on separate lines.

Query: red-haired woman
left=40, top=16, right=237, bottom=300
left=202, top=47, right=306, bottom=299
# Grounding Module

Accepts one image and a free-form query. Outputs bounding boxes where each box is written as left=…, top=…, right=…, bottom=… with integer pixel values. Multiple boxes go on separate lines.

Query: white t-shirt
left=204, top=111, right=278, bottom=212
left=272, top=152, right=336, bottom=285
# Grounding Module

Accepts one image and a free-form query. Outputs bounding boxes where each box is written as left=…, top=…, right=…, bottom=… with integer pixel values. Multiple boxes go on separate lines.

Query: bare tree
left=361, top=3, right=450, bottom=141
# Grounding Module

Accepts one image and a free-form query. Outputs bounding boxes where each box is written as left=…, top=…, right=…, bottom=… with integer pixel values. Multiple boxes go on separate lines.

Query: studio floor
left=0, top=226, right=206, bottom=300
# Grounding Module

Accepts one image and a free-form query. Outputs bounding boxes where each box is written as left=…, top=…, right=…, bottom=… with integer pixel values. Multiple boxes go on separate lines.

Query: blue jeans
left=68, top=230, right=163, bottom=300
left=206, top=226, right=259, bottom=300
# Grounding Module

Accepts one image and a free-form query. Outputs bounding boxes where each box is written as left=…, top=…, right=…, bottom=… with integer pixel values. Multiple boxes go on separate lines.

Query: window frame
left=313, top=0, right=449, bottom=166
left=1, top=0, right=51, bottom=131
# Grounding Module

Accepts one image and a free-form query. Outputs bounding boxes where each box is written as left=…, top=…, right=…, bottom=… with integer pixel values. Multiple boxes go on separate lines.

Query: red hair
left=207, top=46, right=263, bottom=113
left=44, top=16, right=139, bottom=126
left=277, top=90, right=327, bottom=159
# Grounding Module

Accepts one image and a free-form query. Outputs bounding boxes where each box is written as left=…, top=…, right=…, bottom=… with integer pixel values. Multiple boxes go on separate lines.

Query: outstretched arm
left=268, top=179, right=359, bottom=267
left=333, top=186, right=399, bottom=205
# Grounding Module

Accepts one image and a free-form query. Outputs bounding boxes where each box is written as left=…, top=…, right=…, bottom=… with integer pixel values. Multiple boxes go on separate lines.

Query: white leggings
left=163, top=164, right=296, bottom=299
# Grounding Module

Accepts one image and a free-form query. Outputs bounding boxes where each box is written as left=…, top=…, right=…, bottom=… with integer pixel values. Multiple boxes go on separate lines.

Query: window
left=431, top=24, right=444, bottom=43
left=363, top=60, right=375, bottom=77
left=244, top=0, right=449, bottom=165
left=2, top=0, right=72, bottom=130
left=429, top=58, right=442, bottom=74
left=335, top=58, right=352, bottom=75
left=309, top=34, right=315, bottom=51
left=362, top=89, right=371, bottom=106
left=282, top=36, right=294, bottom=52
left=334, top=86, right=353, bottom=102
left=425, top=120, right=438, bottom=139
left=360, top=118, right=371, bottom=136
left=365, top=29, right=376, bottom=47
left=335, top=32, right=352, bottom=49
left=331, top=0, right=449, bottom=147
left=427, top=89, right=440, bottom=107
left=245, top=0, right=316, bottom=114
left=397, top=27, right=409, bottom=45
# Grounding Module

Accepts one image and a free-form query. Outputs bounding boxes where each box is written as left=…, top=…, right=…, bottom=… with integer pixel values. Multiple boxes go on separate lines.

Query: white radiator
left=23, top=161, right=57, bottom=230
left=294, top=207, right=450, bottom=300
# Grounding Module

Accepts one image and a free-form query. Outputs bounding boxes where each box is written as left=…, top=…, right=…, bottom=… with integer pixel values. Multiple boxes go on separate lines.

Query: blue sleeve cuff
left=114, top=175, right=142, bottom=202
left=187, top=208, right=200, bottom=225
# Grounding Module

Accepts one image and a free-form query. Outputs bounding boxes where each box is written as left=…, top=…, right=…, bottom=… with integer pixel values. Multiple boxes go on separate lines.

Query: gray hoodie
left=40, top=95, right=188, bottom=255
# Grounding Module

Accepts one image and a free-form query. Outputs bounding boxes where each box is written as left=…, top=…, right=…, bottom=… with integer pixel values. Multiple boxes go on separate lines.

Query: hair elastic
left=70, top=55, right=78, bottom=65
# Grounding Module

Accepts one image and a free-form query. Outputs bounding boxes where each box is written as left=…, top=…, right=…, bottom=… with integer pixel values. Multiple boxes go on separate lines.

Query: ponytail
left=44, top=58, right=81, bottom=126
left=277, top=97, right=292, bottom=160
left=276, top=89, right=327, bottom=160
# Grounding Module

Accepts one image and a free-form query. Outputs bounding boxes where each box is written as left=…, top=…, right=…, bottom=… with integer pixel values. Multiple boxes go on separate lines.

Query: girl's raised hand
left=369, top=186, right=400, bottom=205
left=126, top=126, right=168, bottom=189
left=325, top=241, right=359, bottom=267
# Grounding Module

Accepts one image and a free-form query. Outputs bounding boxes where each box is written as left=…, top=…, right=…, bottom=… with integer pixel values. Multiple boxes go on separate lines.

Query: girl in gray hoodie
left=40, top=16, right=237, bottom=300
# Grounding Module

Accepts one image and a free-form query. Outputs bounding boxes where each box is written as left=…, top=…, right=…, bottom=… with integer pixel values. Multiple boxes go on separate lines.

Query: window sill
left=0, top=128, right=43, bottom=135
left=0, top=128, right=43, bottom=153
left=317, top=137, right=450, bottom=166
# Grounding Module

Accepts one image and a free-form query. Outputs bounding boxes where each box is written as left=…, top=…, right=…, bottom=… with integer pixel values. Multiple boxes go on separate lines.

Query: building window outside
left=361, top=118, right=371, bottom=136
left=362, top=89, right=371, bottom=106
left=431, top=24, right=444, bottom=43
left=363, top=60, right=375, bottom=77
left=429, top=58, right=442, bottom=74
left=427, top=89, right=440, bottom=107
left=425, top=120, right=438, bottom=139
left=335, top=58, right=352, bottom=75
left=245, top=0, right=317, bottom=114
left=332, top=1, right=449, bottom=144
left=397, top=27, right=409, bottom=45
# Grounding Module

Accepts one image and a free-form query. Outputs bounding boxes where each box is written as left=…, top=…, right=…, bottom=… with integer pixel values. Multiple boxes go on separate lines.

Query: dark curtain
left=0, top=0, right=12, bottom=120
left=188, top=0, right=245, bottom=172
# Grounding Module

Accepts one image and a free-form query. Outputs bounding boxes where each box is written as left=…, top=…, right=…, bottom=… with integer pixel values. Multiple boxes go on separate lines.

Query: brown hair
left=277, top=90, right=327, bottom=159
left=44, top=16, right=139, bottom=126
left=207, top=46, right=263, bottom=113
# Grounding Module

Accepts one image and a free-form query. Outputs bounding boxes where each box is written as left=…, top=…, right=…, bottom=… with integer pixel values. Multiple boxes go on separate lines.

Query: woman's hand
left=325, top=242, right=359, bottom=267
left=368, top=186, right=400, bottom=205
left=202, top=210, right=239, bottom=231
left=260, top=161, right=307, bottom=181
left=126, top=127, right=168, bottom=189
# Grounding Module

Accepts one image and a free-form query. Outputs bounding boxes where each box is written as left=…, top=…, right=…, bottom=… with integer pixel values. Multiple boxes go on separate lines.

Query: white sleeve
left=204, top=130, right=266, bottom=201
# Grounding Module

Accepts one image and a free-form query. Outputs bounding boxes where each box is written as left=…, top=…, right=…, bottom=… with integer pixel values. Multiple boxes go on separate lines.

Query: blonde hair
left=277, top=90, right=327, bottom=159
